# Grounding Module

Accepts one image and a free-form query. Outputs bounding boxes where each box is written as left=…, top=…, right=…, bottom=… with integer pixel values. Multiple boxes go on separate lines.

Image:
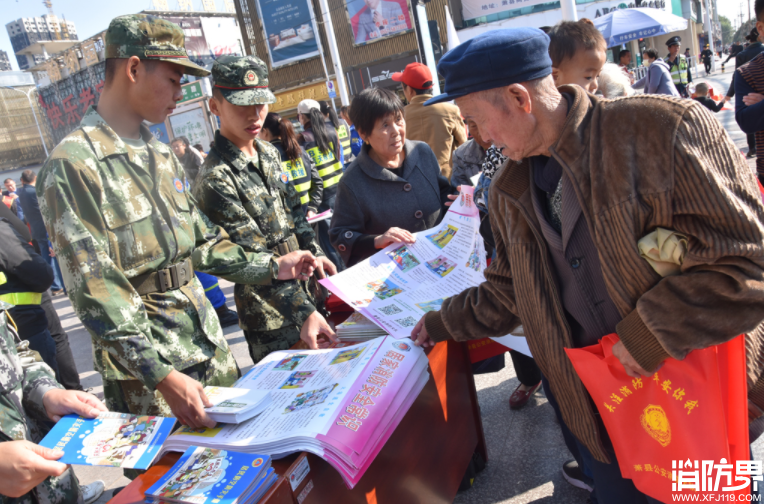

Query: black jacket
left=727, top=42, right=764, bottom=97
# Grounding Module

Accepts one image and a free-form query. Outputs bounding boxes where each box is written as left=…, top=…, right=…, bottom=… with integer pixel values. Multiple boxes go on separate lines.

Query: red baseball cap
left=391, top=62, right=433, bottom=90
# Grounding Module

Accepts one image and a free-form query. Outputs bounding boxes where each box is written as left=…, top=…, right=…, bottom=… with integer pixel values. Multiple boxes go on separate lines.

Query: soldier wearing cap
left=193, top=55, right=338, bottom=364
left=36, top=15, right=319, bottom=436
left=665, top=35, right=692, bottom=96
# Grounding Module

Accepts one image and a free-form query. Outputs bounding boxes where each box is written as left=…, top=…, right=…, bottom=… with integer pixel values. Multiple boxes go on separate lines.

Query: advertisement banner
left=461, top=0, right=550, bottom=22
left=346, top=0, right=413, bottom=45
left=157, top=15, right=244, bottom=71
left=169, top=106, right=212, bottom=150
left=255, top=0, right=321, bottom=68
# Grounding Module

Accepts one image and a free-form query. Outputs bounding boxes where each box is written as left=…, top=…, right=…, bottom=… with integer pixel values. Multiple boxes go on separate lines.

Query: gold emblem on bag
left=640, top=404, right=671, bottom=447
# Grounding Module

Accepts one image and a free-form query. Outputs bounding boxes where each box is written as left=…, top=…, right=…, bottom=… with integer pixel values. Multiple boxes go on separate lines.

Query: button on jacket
left=330, top=140, right=453, bottom=266
left=37, top=107, right=279, bottom=390
left=194, top=132, right=324, bottom=333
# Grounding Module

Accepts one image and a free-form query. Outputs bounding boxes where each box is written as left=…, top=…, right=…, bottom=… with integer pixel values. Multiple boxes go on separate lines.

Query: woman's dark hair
left=193, top=143, right=205, bottom=152
left=319, top=100, right=341, bottom=128
left=643, top=48, right=659, bottom=60
left=263, top=112, right=302, bottom=163
left=618, top=49, right=631, bottom=59
left=348, top=88, right=404, bottom=138
left=171, top=135, right=190, bottom=147
left=303, top=108, right=334, bottom=154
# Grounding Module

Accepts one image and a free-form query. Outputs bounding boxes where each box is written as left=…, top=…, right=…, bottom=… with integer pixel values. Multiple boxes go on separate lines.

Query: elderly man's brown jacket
left=425, top=85, right=764, bottom=463
left=404, top=95, right=467, bottom=180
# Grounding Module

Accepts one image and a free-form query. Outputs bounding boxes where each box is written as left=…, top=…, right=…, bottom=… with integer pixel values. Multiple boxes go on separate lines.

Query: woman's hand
left=374, top=227, right=416, bottom=249
left=445, top=185, right=462, bottom=207
left=743, top=93, right=764, bottom=106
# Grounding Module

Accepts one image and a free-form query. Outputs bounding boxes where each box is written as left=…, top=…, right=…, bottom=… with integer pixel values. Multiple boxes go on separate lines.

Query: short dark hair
left=619, top=49, right=631, bottom=59
left=3, top=178, right=12, bottom=184
left=548, top=19, right=607, bottom=67
left=643, top=48, right=659, bottom=60
left=349, top=88, right=404, bottom=138
left=756, top=0, right=763, bottom=22
left=104, top=58, right=160, bottom=86
left=171, top=136, right=190, bottom=147
left=403, top=83, right=431, bottom=95
left=20, top=170, right=35, bottom=184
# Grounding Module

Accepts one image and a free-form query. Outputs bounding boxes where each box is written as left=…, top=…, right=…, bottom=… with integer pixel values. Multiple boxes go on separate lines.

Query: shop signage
left=347, top=54, right=418, bottom=94
left=255, top=0, right=322, bottom=68
left=271, top=79, right=339, bottom=113
left=178, top=81, right=204, bottom=104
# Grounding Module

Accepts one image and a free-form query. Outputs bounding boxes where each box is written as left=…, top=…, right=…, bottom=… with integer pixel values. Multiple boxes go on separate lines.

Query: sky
left=0, top=0, right=231, bottom=71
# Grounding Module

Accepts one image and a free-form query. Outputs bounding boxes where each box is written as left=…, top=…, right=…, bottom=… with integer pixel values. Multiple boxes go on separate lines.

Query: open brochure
left=38, top=412, right=175, bottom=469
left=161, top=336, right=429, bottom=488
left=204, top=386, right=271, bottom=424
left=320, top=186, right=531, bottom=356
left=306, top=209, right=333, bottom=224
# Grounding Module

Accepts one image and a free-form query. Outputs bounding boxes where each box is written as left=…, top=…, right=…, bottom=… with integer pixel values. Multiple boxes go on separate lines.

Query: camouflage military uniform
left=194, top=56, right=324, bottom=364
left=0, top=301, right=82, bottom=504
left=37, top=106, right=282, bottom=415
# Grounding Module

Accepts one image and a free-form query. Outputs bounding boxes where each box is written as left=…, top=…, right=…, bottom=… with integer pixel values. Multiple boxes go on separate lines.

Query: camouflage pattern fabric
left=194, top=131, right=323, bottom=336
left=37, top=107, right=280, bottom=401
left=212, top=55, right=276, bottom=106
left=243, top=326, right=301, bottom=364
left=105, top=14, right=209, bottom=77
left=0, top=301, right=83, bottom=504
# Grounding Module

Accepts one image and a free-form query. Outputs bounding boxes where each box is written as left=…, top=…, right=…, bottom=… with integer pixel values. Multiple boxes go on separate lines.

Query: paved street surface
left=51, top=64, right=762, bottom=503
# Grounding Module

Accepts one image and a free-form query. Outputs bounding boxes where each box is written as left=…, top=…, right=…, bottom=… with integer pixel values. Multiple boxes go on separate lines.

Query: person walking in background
left=2, top=178, right=22, bottom=221
left=700, top=44, right=714, bottom=75
left=171, top=135, right=203, bottom=185
left=735, top=0, right=764, bottom=183
left=725, top=27, right=762, bottom=159
left=320, top=101, right=352, bottom=168
left=18, top=170, right=65, bottom=296
left=339, top=105, right=363, bottom=161
left=297, top=99, right=345, bottom=272
left=393, top=62, right=466, bottom=180
left=632, top=48, right=680, bottom=96
left=260, top=112, right=323, bottom=217
left=665, top=36, right=691, bottom=97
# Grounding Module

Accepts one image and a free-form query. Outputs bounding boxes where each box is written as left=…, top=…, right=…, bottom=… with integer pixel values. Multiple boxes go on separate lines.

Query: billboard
left=346, top=0, right=413, bottom=45
left=461, top=0, right=550, bottom=22
left=157, top=15, right=244, bottom=71
left=255, top=0, right=322, bottom=68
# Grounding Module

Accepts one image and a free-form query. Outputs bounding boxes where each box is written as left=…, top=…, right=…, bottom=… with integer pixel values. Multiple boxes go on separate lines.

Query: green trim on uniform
left=203, top=283, right=220, bottom=292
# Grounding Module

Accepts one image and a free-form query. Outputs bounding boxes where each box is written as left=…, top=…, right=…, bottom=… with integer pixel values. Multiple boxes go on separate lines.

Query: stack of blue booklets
left=146, top=446, right=277, bottom=504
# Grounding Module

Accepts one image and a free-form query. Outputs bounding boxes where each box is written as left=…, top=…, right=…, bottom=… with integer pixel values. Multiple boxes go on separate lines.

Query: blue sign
left=327, top=81, right=337, bottom=99
left=256, top=0, right=321, bottom=68
left=149, top=123, right=170, bottom=144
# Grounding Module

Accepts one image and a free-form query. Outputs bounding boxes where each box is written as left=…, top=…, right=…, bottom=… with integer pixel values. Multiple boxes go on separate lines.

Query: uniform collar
left=79, top=106, right=172, bottom=163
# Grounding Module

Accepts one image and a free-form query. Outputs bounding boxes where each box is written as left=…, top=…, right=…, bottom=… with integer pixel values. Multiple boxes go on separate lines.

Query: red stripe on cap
left=215, top=84, right=269, bottom=89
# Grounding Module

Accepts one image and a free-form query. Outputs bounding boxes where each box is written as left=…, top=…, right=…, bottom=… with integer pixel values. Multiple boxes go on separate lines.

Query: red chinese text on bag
left=565, top=334, right=750, bottom=503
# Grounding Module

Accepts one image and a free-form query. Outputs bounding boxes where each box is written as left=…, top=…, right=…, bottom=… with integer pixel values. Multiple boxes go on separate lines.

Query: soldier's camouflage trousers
left=2, top=468, right=83, bottom=504
left=243, top=326, right=301, bottom=364
left=103, top=345, right=240, bottom=479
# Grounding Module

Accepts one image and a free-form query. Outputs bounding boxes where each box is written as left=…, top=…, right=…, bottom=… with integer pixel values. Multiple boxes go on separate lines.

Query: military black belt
left=270, top=235, right=300, bottom=257
left=128, top=258, right=195, bottom=296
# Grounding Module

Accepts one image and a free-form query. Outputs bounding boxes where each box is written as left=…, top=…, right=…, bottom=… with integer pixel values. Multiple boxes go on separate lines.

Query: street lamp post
left=4, top=86, right=49, bottom=158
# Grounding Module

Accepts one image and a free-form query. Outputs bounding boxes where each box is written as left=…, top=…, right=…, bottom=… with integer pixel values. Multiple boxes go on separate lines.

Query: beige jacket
left=404, top=95, right=467, bottom=180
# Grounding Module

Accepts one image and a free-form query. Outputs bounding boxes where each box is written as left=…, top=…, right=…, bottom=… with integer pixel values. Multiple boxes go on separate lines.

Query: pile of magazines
left=335, top=312, right=388, bottom=341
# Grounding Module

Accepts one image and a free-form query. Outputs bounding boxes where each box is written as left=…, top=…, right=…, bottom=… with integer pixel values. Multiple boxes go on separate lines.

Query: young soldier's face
left=132, top=60, right=185, bottom=124
left=553, top=47, right=606, bottom=94
left=210, top=96, right=268, bottom=148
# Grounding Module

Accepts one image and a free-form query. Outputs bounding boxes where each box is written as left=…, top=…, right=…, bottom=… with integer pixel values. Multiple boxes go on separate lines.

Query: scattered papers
left=307, top=209, right=333, bottom=223
left=39, top=412, right=175, bottom=469
left=336, top=312, right=388, bottom=341
left=204, top=386, right=271, bottom=424
left=161, top=337, right=429, bottom=488
left=146, top=446, right=275, bottom=504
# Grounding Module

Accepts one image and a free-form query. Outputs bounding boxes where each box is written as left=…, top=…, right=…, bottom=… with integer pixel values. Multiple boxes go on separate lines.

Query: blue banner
left=257, top=0, right=321, bottom=68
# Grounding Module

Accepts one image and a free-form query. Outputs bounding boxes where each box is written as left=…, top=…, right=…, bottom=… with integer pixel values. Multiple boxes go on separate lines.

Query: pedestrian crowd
left=0, top=3, right=762, bottom=503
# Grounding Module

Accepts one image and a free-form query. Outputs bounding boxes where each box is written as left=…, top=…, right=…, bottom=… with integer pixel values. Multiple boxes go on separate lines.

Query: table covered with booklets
left=108, top=335, right=487, bottom=504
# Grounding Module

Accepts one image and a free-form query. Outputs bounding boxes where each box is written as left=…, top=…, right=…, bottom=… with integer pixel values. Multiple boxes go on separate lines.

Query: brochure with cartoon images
left=204, top=386, right=272, bottom=424
left=39, top=412, right=175, bottom=469
left=146, top=446, right=272, bottom=504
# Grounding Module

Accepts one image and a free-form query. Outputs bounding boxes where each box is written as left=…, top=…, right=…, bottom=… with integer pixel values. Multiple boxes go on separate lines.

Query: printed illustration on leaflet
left=466, top=241, right=484, bottom=272
left=274, top=354, right=307, bottom=371
left=330, top=347, right=365, bottom=365
left=426, top=256, right=457, bottom=278
left=415, top=298, right=445, bottom=313
left=426, top=225, right=458, bottom=249
left=284, top=383, right=338, bottom=413
left=386, top=245, right=420, bottom=273
left=154, top=448, right=227, bottom=503
left=78, top=415, right=160, bottom=466
left=280, top=370, right=316, bottom=389
left=366, top=279, right=403, bottom=300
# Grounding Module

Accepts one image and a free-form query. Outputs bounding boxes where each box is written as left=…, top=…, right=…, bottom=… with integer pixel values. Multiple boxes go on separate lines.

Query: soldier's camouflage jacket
left=0, top=301, right=82, bottom=504
left=193, top=132, right=323, bottom=332
left=37, top=107, right=280, bottom=391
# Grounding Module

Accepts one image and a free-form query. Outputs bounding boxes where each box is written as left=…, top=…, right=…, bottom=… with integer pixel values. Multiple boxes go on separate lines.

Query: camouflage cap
left=212, top=55, right=276, bottom=106
left=105, top=14, right=210, bottom=77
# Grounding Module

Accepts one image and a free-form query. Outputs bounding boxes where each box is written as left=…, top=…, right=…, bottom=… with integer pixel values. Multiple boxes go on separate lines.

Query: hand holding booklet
left=203, top=386, right=271, bottom=424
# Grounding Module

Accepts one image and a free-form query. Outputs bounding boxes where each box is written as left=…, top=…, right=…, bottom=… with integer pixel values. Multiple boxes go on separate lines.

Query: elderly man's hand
left=611, top=340, right=655, bottom=378
left=410, top=316, right=435, bottom=348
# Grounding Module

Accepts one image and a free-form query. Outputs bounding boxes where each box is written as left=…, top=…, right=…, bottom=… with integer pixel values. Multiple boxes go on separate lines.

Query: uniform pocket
left=101, top=194, right=161, bottom=271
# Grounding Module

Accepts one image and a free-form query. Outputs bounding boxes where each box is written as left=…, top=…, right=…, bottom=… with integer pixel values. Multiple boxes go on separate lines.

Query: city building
left=6, top=13, right=78, bottom=70
left=0, top=51, right=11, bottom=72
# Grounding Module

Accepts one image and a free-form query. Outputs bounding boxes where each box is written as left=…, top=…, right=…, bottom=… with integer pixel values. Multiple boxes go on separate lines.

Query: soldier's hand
left=42, top=388, right=107, bottom=422
left=275, top=251, right=318, bottom=281
left=314, top=256, right=337, bottom=279
left=411, top=316, right=435, bottom=348
left=300, top=311, right=338, bottom=349
left=156, top=370, right=216, bottom=429
left=0, top=440, right=67, bottom=498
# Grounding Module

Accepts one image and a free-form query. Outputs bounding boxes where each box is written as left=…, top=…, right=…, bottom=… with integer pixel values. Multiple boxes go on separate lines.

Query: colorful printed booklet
left=161, top=337, right=429, bottom=489
left=146, top=446, right=274, bottom=504
left=204, top=386, right=271, bottom=424
left=306, top=209, right=333, bottom=223
left=38, top=412, right=175, bottom=469
left=335, top=312, right=388, bottom=341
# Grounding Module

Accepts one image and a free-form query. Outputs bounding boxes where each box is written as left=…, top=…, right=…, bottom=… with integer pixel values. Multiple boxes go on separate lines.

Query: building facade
left=6, top=14, right=78, bottom=70
left=0, top=51, right=11, bottom=72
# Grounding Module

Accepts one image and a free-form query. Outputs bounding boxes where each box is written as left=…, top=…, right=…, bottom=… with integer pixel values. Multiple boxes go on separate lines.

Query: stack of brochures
left=306, top=209, right=333, bottom=224
left=146, top=446, right=276, bottom=504
left=161, top=336, right=429, bottom=489
left=204, top=386, right=271, bottom=424
left=335, top=312, right=388, bottom=341
left=38, top=412, right=175, bottom=470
